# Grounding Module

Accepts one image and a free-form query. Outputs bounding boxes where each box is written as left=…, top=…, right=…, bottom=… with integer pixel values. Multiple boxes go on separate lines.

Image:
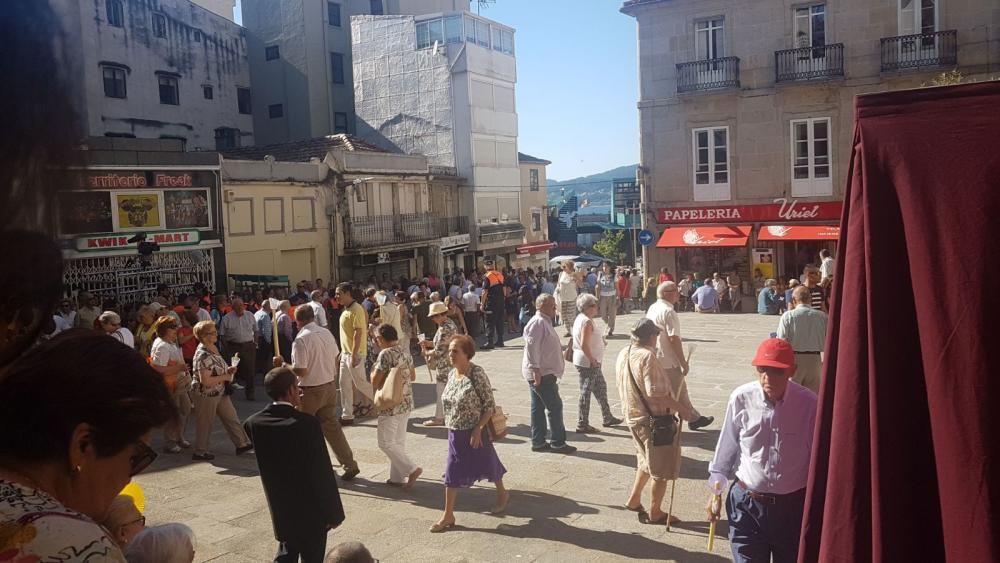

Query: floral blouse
left=442, top=364, right=496, bottom=431
left=0, top=479, right=126, bottom=562
left=429, top=318, right=458, bottom=383
left=374, top=344, right=415, bottom=416
left=192, top=343, right=229, bottom=397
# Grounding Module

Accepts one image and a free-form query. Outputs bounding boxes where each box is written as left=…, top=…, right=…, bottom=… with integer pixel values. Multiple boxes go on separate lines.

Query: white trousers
left=377, top=411, right=419, bottom=483
left=339, top=353, right=373, bottom=420
left=434, top=381, right=446, bottom=420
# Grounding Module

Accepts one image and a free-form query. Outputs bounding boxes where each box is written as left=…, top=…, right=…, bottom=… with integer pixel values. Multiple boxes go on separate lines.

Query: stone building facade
left=622, top=0, right=999, bottom=288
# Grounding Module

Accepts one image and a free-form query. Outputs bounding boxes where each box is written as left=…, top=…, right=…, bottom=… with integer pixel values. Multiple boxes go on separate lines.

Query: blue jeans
left=528, top=375, right=567, bottom=448
left=727, top=482, right=805, bottom=563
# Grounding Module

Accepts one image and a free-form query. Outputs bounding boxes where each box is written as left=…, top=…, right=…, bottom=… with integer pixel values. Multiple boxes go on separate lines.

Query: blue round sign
left=638, top=229, right=655, bottom=246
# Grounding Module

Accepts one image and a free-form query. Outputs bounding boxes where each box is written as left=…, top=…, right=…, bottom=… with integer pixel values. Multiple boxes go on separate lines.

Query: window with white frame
left=695, top=18, right=724, bottom=60
left=531, top=209, right=542, bottom=231
left=790, top=118, right=833, bottom=196
left=692, top=126, right=730, bottom=201
left=794, top=5, right=826, bottom=49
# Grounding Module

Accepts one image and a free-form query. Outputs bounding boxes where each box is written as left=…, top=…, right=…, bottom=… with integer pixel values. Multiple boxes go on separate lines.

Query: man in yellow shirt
left=335, top=283, right=373, bottom=425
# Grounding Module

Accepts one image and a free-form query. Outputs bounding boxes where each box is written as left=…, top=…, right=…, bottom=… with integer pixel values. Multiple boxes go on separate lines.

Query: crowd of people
left=3, top=246, right=834, bottom=562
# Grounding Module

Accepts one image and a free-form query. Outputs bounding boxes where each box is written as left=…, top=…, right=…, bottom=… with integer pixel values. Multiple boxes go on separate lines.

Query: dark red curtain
left=799, top=82, right=1000, bottom=562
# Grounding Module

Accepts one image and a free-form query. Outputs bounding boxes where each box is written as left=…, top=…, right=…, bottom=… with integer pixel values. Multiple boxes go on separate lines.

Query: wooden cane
left=707, top=494, right=721, bottom=550
left=666, top=479, right=677, bottom=531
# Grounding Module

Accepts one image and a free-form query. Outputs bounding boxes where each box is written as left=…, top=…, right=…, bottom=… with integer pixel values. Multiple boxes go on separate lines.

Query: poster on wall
left=164, top=189, right=210, bottom=229
left=115, top=192, right=163, bottom=231
left=59, top=191, right=113, bottom=235
left=752, top=248, right=774, bottom=282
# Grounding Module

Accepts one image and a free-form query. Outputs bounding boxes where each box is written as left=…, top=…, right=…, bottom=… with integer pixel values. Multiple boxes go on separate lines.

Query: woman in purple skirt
left=430, top=335, right=509, bottom=533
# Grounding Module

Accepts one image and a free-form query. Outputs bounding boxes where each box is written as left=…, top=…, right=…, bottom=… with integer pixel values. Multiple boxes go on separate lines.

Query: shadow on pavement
left=473, top=517, right=731, bottom=561
left=680, top=429, right=721, bottom=452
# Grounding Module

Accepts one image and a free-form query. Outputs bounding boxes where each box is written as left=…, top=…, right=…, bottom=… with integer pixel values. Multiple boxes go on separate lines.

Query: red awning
left=757, top=224, right=841, bottom=241
left=655, top=225, right=751, bottom=248
left=516, top=241, right=557, bottom=254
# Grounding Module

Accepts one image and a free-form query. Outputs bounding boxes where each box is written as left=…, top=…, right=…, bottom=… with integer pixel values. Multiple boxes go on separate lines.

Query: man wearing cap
left=707, top=338, right=817, bottom=563
left=646, top=281, right=714, bottom=431
left=776, top=285, right=828, bottom=394
left=480, top=260, right=506, bottom=350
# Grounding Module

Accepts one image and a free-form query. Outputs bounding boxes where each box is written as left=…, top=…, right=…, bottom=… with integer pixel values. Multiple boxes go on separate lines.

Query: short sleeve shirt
left=292, top=322, right=340, bottom=387
left=192, top=344, right=228, bottom=396
left=339, top=302, right=368, bottom=356
left=645, top=300, right=681, bottom=369
left=374, top=344, right=415, bottom=416
left=441, top=364, right=496, bottom=430
left=431, top=319, right=458, bottom=383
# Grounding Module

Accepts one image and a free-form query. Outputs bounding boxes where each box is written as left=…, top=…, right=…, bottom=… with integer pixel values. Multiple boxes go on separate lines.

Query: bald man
left=776, top=285, right=828, bottom=393
left=645, top=281, right=714, bottom=430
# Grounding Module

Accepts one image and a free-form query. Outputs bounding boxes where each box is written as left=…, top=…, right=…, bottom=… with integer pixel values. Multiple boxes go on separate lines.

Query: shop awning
left=517, top=241, right=556, bottom=254
left=656, top=225, right=752, bottom=248
left=758, top=225, right=841, bottom=241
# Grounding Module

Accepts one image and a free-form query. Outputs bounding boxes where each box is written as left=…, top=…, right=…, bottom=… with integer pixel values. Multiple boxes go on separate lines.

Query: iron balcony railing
left=676, top=57, right=740, bottom=93
left=880, top=30, right=957, bottom=72
left=775, top=43, right=844, bottom=82
left=345, top=214, right=468, bottom=250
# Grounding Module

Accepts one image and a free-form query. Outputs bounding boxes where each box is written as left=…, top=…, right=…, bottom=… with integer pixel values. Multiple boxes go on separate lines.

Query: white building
left=240, top=0, right=469, bottom=146
left=52, top=0, right=254, bottom=151
left=191, top=0, right=236, bottom=22
left=352, top=12, right=521, bottom=269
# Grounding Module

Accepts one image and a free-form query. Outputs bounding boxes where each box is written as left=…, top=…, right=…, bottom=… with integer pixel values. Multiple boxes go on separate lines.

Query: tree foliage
left=592, top=230, right=626, bottom=263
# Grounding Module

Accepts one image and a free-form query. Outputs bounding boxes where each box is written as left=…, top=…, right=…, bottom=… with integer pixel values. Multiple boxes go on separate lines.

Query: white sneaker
left=231, top=383, right=245, bottom=390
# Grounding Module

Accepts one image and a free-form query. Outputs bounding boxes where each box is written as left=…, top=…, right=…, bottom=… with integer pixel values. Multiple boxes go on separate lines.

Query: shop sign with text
left=657, top=198, right=842, bottom=224
left=75, top=230, right=200, bottom=251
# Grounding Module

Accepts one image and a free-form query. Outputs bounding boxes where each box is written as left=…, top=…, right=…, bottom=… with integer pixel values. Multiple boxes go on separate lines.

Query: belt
left=734, top=480, right=803, bottom=505
left=794, top=351, right=821, bottom=355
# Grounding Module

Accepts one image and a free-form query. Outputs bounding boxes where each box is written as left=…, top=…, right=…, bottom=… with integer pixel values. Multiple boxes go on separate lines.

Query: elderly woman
left=149, top=316, right=192, bottom=454
left=431, top=335, right=508, bottom=533
left=554, top=260, right=582, bottom=336
left=372, top=323, right=422, bottom=489
left=395, top=290, right=414, bottom=352
left=444, top=295, right=468, bottom=335
left=100, top=310, right=136, bottom=349
left=571, top=294, right=623, bottom=433
left=102, top=495, right=146, bottom=548
left=190, top=321, right=253, bottom=461
left=616, top=319, right=694, bottom=526
left=135, top=305, right=158, bottom=357
left=419, top=301, right=459, bottom=427
left=124, top=523, right=196, bottom=563
left=0, top=334, right=174, bottom=562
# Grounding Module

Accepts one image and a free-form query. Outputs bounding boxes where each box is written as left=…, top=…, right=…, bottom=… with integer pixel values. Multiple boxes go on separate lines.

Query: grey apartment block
left=52, top=0, right=254, bottom=151
left=241, top=0, right=469, bottom=146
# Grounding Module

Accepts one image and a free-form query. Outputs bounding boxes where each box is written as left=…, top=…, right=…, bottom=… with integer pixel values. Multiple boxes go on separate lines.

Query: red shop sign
left=656, top=197, right=842, bottom=224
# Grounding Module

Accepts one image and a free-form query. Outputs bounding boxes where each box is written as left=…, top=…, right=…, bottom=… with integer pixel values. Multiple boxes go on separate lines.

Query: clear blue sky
left=234, top=0, right=639, bottom=181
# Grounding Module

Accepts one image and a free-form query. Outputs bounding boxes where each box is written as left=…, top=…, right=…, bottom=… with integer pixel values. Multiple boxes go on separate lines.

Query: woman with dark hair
left=431, top=335, right=508, bottom=532
left=0, top=334, right=175, bottom=561
left=372, top=324, right=421, bottom=489
left=150, top=316, right=191, bottom=453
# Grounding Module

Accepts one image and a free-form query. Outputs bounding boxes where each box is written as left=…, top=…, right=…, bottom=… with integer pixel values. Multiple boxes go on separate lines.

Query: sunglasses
left=755, top=365, right=790, bottom=377
left=129, top=441, right=158, bottom=476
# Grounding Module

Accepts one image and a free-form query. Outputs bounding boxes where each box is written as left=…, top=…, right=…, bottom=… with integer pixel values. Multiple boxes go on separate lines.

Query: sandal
left=429, top=520, right=455, bottom=533
left=625, top=504, right=648, bottom=523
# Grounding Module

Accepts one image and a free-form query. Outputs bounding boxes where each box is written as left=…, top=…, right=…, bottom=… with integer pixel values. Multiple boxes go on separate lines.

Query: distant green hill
left=547, top=164, right=638, bottom=207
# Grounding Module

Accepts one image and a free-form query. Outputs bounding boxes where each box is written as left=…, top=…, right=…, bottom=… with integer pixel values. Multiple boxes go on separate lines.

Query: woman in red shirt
left=657, top=267, right=674, bottom=283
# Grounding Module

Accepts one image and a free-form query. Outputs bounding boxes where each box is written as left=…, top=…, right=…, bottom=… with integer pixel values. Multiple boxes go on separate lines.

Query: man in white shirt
left=707, top=338, right=817, bottom=563
left=645, top=282, right=714, bottom=430
left=185, top=296, right=212, bottom=323
left=819, top=249, right=835, bottom=288
left=56, top=299, right=77, bottom=328
left=308, top=290, right=328, bottom=328
left=461, top=287, right=482, bottom=342
left=219, top=297, right=259, bottom=400
left=274, top=305, right=360, bottom=480
left=776, top=286, right=828, bottom=394
left=596, top=262, right=618, bottom=337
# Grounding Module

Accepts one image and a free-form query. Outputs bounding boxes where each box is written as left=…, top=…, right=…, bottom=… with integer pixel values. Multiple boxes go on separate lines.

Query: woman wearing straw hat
left=419, top=301, right=459, bottom=427
left=554, top=260, right=582, bottom=337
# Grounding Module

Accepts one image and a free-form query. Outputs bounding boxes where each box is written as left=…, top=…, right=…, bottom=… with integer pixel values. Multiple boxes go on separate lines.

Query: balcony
left=775, top=44, right=844, bottom=82
left=676, top=57, right=740, bottom=93
left=345, top=214, right=468, bottom=250
left=477, top=222, right=526, bottom=244
left=880, top=30, right=957, bottom=72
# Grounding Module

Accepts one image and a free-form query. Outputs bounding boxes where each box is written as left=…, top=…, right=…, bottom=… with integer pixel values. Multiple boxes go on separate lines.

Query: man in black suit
left=244, top=367, right=346, bottom=562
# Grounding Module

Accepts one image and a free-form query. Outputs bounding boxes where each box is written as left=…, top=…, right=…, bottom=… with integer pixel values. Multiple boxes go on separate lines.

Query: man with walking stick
left=706, top=338, right=817, bottom=562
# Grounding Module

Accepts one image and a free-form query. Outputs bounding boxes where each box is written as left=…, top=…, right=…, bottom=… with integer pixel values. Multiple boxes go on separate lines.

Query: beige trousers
left=793, top=353, right=823, bottom=394
left=192, top=392, right=250, bottom=454
left=301, top=381, right=358, bottom=472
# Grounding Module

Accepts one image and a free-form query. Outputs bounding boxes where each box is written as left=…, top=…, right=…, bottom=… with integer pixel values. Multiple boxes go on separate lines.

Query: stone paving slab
left=136, top=310, right=781, bottom=562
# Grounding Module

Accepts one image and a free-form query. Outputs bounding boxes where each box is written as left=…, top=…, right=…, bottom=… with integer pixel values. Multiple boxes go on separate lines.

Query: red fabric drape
left=799, top=82, right=1000, bottom=562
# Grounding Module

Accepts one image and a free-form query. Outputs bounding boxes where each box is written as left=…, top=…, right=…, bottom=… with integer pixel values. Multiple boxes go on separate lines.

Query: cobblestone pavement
left=137, top=309, right=781, bottom=562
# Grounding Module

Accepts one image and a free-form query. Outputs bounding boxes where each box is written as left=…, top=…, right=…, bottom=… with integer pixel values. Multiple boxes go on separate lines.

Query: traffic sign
left=638, top=229, right=655, bottom=246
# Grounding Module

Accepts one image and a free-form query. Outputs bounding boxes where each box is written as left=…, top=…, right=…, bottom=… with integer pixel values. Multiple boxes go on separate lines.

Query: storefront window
left=677, top=247, right=749, bottom=286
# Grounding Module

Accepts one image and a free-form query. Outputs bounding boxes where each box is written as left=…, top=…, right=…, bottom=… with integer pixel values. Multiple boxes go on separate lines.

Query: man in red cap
left=706, top=338, right=817, bottom=563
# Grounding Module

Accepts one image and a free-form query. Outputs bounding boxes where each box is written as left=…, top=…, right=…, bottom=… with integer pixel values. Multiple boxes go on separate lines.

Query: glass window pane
left=814, top=119, right=828, bottom=139
left=696, top=173, right=710, bottom=184
left=713, top=128, right=727, bottom=147
left=794, top=167, right=810, bottom=179
left=696, top=130, right=709, bottom=148
left=815, top=166, right=830, bottom=178
left=794, top=122, right=809, bottom=141
left=429, top=20, right=444, bottom=44
left=491, top=26, right=502, bottom=51
left=465, top=16, right=476, bottom=42
left=714, top=148, right=727, bottom=166
left=697, top=147, right=709, bottom=166
left=445, top=16, right=462, bottom=44
left=796, top=141, right=809, bottom=161
left=814, top=140, right=829, bottom=158
left=715, top=171, right=728, bottom=184
left=476, top=21, right=489, bottom=47
left=502, top=30, right=514, bottom=54
left=416, top=22, right=429, bottom=49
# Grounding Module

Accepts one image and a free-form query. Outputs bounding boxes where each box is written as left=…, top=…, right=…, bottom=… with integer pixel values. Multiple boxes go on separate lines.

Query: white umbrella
left=549, top=255, right=580, bottom=265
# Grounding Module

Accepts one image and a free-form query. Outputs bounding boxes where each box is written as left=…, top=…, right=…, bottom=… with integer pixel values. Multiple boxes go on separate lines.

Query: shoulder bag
left=626, top=345, right=678, bottom=447
left=374, top=364, right=408, bottom=411
left=471, top=367, right=507, bottom=440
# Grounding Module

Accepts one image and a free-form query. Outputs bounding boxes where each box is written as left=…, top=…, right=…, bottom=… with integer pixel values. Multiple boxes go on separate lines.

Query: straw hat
left=428, top=302, right=449, bottom=317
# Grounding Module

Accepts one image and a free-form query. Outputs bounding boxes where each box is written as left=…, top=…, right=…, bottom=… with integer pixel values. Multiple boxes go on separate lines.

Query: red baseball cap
left=752, top=338, right=796, bottom=370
